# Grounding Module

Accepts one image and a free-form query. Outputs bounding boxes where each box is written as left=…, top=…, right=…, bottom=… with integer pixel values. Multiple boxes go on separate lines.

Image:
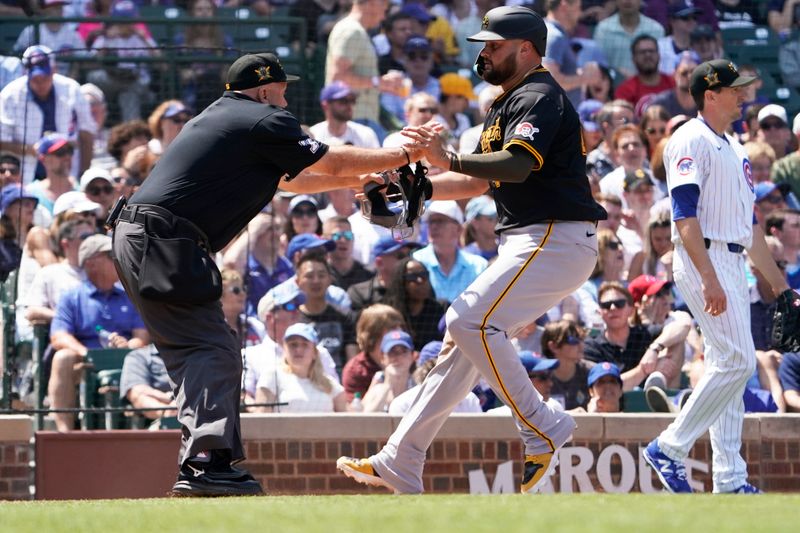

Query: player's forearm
left=305, top=145, right=414, bottom=179
left=429, top=171, right=490, bottom=200
left=675, top=218, right=718, bottom=282
left=434, top=148, right=533, bottom=183
left=748, top=225, right=790, bottom=295
left=281, top=171, right=361, bottom=193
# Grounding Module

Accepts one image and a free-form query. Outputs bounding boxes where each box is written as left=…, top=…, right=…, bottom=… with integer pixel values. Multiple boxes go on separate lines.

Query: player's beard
left=482, top=52, right=517, bottom=85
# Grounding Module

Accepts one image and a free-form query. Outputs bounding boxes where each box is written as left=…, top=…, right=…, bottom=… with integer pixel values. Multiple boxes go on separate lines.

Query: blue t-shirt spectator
left=50, top=280, right=145, bottom=349
left=245, top=253, right=293, bottom=315
left=412, top=245, right=487, bottom=304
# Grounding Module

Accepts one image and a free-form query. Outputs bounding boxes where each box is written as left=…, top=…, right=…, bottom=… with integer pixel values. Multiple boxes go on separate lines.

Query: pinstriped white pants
left=658, top=242, right=756, bottom=493
left=370, top=221, right=597, bottom=493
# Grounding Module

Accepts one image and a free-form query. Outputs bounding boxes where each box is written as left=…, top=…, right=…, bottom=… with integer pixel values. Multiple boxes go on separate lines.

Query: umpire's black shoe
left=172, top=459, right=263, bottom=497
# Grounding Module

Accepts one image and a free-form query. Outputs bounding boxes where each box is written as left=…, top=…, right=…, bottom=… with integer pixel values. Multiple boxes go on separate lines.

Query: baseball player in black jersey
left=109, top=53, right=425, bottom=497
left=337, top=6, right=607, bottom=494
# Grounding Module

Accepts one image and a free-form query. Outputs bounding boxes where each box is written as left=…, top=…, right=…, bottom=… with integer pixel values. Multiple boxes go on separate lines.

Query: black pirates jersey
left=476, top=66, right=606, bottom=232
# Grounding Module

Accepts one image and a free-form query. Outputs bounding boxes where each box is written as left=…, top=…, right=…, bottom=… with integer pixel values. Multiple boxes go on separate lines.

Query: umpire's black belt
left=704, top=238, right=744, bottom=254
left=118, top=203, right=212, bottom=251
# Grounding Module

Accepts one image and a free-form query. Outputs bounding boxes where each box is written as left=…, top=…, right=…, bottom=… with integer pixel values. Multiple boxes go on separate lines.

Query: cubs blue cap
left=286, top=233, right=335, bottom=261
left=381, top=329, right=414, bottom=353
left=587, top=362, right=622, bottom=387
left=283, top=322, right=318, bottom=344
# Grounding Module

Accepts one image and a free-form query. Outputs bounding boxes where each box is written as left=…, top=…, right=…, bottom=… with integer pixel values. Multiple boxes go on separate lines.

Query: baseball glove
left=771, top=289, right=800, bottom=352
left=361, top=162, right=432, bottom=235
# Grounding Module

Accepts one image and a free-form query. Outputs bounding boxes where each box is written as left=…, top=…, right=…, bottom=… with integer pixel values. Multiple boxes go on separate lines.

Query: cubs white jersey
left=665, top=117, right=755, bottom=248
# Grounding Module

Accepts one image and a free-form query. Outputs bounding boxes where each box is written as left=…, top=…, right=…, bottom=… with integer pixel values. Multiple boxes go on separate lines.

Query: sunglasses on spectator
left=87, top=184, right=114, bottom=195
left=392, top=251, right=410, bottom=260
left=168, top=116, right=191, bottom=125
left=52, top=147, right=74, bottom=157
left=645, top=127, right=666, bottom=135
left=332, top=230, right=354, bottom=241
left=760, top=194, right=784, bottom=205
left=332, top=97, right=357, bottom=105
left=228, top=286, right=244, bottom=295
left=676, top=15, right=696, bottom=21
left=77, top=231, right=96, bottom=241
left=404, top=270, right=429, bottom=283
left=760, top=121, right=786, bottom=130
left=606, top=241, right=621, bottom=250
left=415, top=107, right=437, bottom=114
left=564, top=335, right=582, bottom=345
left=529, top=372, right=553, bottom=381
left=0, top=166, right=20, bottom=175
left=776, top=259, right=788, bottom=270
left=599, top=298, right=628, bottom=310
left=407, top=52, right=431, bottom=61
left=292, top=207, right=317, bottom=217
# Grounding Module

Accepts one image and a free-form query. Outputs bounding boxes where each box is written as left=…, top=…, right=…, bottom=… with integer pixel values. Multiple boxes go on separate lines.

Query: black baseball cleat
left=171, top=454, right=264, bottom=497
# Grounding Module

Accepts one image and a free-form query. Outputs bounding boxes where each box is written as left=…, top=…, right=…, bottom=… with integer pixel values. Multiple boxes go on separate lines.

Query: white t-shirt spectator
left=256, top=367, right=344, bottom=413
left=389, top=384, right=482, bottom=415
left=309, top=121, right=380, bottom=148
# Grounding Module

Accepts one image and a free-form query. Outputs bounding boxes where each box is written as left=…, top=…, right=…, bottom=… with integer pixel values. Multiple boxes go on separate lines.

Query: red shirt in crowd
left=614, top=74, right=675, bottom=108
left=341, top=351, right=382, bottom=402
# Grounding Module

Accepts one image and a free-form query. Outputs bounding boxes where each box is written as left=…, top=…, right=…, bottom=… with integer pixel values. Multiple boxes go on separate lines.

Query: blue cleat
left=726, top=482, right=763, bottom=494
left=642, top=439, right=693, bottom=493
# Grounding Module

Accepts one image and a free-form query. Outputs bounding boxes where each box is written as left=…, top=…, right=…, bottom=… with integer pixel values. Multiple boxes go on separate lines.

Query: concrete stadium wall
left=1, top=414, right=799, bottom=500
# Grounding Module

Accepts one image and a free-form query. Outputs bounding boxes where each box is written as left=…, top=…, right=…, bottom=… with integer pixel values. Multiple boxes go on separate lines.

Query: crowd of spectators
left=2, top=0, right=800, bottom=427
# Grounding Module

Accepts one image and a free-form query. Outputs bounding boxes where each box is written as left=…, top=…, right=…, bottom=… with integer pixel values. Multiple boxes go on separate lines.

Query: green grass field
left=1, top=494, right=798, bottom=532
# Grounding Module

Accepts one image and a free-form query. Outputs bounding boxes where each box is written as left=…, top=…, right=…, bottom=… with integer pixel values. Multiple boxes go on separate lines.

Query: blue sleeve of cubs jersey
left=671, top=183, right=699, bottom=220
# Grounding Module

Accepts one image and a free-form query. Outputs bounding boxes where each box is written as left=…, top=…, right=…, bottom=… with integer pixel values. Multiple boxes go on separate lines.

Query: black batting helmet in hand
left=467, top=6, right=548, bottom=56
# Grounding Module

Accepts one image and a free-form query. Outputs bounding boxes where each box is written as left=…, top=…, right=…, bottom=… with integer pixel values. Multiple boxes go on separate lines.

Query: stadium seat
left=621, top=390, right=650, bottom=412
left=79, top=348, right=130, bottom=430
left=139, top=5, right=185, bottom=47
left=0, top=20, right=27, bottom=55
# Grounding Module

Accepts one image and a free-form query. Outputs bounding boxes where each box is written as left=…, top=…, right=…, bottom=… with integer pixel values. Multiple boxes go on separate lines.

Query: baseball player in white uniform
left=336, top=7, right=606, bottom=494
left=643, top=59, right=789, bottom=494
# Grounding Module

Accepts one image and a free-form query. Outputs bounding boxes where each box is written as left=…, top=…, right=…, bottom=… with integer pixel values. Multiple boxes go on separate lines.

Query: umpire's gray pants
left=371, top=221, right=597, bottom=493
left=112, top=219, right=244, bottom=465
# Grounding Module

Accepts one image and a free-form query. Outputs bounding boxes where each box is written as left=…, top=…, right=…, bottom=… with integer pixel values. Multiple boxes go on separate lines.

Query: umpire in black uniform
left=110, top=53, right=423, bottom=496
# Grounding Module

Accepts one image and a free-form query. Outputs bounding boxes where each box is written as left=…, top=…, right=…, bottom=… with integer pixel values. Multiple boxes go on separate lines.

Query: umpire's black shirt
left=131, top=91, right=329, bottom=252
left=477, top=66, right=606, bottom=232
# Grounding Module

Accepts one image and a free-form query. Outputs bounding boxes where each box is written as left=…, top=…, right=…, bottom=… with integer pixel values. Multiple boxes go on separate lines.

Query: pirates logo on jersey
left=514, top=122, right=539, bottom=141
left=480, top=117, right=502, bottom=153
left=743, top=158, right=754, bottom=192
left=677, top=157, right=695, bottom=176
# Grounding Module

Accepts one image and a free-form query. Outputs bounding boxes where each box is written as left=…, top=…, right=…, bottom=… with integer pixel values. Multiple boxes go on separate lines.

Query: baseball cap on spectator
left=519, top=351, right=559, bottom=374
left=404, top=35, right=433, bottom=54
left=163, top=102, right=192, bottom=119
left=283, top=322, right=318, bottom=344
left=418, top=340, right=443, bottom=365
left=79, top=167, right=114, bottom=192
left=35, top=133, right=70, bottom=156
left=380, top=329, right=414, bottom=353
left=286, top=233, right=335, bottom=260
left=80, top=83, right=105, bottom=104
left=440, top=73, right=476, bottom=101
left=426, top=200, right=465, bottom=225
left=669, top=0, right=702, bottom=18
left=320, top=81, right=355, bottom=103
left=754, top=181, right=790, bottom=203
left=110, top=0, right=138, bottom=17
left=587, top=362, right=622, bottom=387
left=400, top=3, right=435, bottom=23
left=78, top=234, right=112, bottom=267
left=628, top=274, right=673, bottom=304
left=52, top=191, right=102, bottom=216
left=623, top=168, right=654, bottom=192
left=673, top=50, right=701, bottom=70
left=690, top=24, right=715, bottom=42
left=226, top=52, right=300, bottom=90
left=22, top=45, right=53, bottom=78
left=372, top=235, right=420, bottom=257
left=577, top=99, right=603, bottom=133
left=758, top=104, right=788, bottom=127
left=256, top=285, right=305, bottom=320
left=0, top=184, right=38, bottom=212
left=465, top=195, right=496, bottom=222
left=288, top=194, right=318, bottom=213
left=666, top=114, right=690, bottom=134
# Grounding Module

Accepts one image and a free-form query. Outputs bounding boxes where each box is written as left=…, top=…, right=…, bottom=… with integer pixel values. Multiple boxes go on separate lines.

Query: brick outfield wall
left=1, top=413, right=799, bottom=499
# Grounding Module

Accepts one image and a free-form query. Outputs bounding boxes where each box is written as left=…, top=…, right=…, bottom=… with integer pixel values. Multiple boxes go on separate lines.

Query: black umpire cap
left=689, top=59, right=756, bottom=98
left=467, top=6, right=547, bottom=56
left=225, top=52, right=300, bottom=91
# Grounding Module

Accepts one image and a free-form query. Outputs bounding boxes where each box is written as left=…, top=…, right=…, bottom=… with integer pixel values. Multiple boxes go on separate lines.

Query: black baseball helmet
left=467, top=6, right=548, bottom=56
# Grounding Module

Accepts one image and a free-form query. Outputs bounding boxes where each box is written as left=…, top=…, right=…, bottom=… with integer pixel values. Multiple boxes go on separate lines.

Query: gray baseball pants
left=112, top=218, right=244, bottom=466
left=370, top=221, right=598, bottom=493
